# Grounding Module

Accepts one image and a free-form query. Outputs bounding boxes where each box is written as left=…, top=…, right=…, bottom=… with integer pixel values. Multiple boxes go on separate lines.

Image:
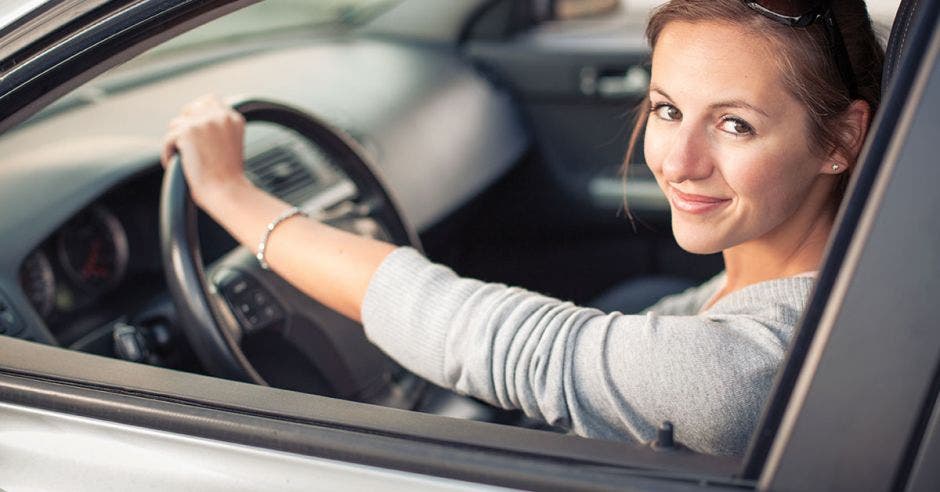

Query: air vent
left=245, top=147, right=317, bottom=206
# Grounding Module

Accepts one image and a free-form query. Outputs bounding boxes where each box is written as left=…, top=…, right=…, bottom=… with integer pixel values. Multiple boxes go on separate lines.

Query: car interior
left=0, top=0, right=708, bottom=421
left=0, top=0, right=910, bottom=460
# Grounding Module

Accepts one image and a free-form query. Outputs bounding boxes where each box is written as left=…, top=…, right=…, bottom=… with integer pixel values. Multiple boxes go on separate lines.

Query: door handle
left=580, top=66, right=649, bottom=98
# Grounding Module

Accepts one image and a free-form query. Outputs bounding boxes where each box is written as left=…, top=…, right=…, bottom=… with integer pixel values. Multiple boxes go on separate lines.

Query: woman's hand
left=161, top=94, right=253, bottom=210
left=159, top=94, right=396, bottom=321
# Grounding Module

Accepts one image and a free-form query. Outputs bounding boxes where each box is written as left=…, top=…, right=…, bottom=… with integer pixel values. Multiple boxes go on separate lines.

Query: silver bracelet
left=256, top=206, right=307, bottom=270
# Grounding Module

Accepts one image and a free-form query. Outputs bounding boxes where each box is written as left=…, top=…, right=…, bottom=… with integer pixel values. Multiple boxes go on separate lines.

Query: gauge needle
left=81, top=240, right=108, bottom=280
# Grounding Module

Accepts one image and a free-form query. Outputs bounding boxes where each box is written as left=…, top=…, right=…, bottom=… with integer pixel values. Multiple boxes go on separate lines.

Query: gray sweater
left=362, top=247, right=814, bottom=456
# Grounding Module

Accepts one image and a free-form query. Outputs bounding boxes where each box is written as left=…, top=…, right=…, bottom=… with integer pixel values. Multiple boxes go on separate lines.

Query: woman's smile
left=668, top=186, right=731, bottom=215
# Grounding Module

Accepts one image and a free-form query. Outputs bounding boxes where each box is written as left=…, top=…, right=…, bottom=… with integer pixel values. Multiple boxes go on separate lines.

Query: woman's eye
left=720, top=117, right=754, bottom=136
left=652, top=104, right=681, bottom=121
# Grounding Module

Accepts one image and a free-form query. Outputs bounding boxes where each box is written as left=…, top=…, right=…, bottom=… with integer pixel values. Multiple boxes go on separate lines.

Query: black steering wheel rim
left=159, top=98, right=420, bottom=385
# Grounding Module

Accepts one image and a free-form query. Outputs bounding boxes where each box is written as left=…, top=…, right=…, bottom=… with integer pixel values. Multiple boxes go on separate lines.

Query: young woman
left=162, top=0, right=884, bottom=456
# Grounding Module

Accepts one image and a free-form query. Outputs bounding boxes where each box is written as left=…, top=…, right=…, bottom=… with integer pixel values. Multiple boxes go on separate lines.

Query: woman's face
left=644, top=20, right=833, bottom=255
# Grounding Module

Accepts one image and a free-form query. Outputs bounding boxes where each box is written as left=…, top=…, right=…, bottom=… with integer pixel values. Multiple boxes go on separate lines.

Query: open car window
left=0, top=0, right=937, bottom=490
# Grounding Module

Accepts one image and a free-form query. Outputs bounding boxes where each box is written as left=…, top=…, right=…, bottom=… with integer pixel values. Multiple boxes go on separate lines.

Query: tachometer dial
left=57, top=206, right=129, bottom=295
left=19, top=250, right=55, bottom=318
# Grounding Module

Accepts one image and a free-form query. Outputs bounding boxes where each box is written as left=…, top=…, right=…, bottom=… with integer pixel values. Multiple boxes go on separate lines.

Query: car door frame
left=748, top=7, right=940, bottom=490
left=0, top=0, right=937, bottom=490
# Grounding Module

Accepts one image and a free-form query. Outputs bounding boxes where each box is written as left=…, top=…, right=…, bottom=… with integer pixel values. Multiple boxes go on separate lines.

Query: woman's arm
left=161, top=95, right=395, bottom=321
left=363, top=248, right=804, bottom=455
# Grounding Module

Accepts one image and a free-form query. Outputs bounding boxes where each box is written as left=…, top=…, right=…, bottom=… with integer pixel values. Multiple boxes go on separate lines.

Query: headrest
left=882, top=0, right=937, bottom=94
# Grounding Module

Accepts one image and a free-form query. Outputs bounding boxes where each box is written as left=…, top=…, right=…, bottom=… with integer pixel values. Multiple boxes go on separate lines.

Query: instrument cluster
left=19, top=205, right=130, bottom=321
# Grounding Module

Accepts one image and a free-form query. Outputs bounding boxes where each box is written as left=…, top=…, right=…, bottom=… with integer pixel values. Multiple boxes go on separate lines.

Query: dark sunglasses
left=743, top=0, right=858, bottom=99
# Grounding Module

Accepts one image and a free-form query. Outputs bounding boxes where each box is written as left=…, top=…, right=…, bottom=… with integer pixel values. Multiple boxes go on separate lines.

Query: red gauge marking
left=80, top=239, right=109, bottom=280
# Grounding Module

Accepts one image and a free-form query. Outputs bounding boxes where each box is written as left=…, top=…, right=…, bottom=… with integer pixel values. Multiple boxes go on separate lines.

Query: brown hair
left=624, top=0, right=885, bottom=176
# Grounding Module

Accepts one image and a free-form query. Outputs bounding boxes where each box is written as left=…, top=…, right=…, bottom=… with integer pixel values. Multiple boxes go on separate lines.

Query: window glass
left=0, top=0, right=908, bottom=477
left=145, top=0, right=398, bottom=57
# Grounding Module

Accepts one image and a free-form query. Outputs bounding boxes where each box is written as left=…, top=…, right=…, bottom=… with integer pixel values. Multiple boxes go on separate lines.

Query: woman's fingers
left=160, top=128, right=179, bottom=169
left=161, top=95, right=233, bottom=168
left=160, top=94, right=249, bottom=208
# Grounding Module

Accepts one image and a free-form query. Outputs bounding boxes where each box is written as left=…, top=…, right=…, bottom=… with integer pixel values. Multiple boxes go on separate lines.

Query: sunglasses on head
left=742, top=0, right=858, bottom=99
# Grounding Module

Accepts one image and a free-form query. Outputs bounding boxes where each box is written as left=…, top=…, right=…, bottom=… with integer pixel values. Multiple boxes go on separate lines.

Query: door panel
left=467, top=14, right=656, bottom=217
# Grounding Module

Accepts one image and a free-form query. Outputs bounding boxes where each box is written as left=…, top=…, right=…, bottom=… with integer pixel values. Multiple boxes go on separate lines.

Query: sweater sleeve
left=361, top=247, right=799, bottom=456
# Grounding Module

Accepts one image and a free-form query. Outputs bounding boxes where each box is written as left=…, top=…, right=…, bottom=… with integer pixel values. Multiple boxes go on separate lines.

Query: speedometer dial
left=57, top=206, right=129, bottom=295
left=19, top=250, right=55, bottom=318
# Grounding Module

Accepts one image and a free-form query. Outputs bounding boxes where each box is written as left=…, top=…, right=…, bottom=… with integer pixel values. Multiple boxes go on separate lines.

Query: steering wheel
left=159, top=99, right=421, bottom=401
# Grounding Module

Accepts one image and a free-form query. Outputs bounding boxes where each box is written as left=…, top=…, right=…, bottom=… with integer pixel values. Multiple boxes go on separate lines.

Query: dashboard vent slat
left=245, top=147, right=317, bottom=205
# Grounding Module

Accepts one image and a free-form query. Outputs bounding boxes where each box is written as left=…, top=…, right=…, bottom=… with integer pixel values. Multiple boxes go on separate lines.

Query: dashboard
left=18, top=191, right=156, bottom=347
left=14, top=124, right=342, bottom=348
left=0, top=37, right=528, bottom=357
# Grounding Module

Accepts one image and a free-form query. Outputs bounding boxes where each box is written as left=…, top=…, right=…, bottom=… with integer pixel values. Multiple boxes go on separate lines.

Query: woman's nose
left=660, top=125, right=713, bottom=183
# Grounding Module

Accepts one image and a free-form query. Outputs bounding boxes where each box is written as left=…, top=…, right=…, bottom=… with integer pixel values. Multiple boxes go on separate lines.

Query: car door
left=1, top=0, right=938, bottom=491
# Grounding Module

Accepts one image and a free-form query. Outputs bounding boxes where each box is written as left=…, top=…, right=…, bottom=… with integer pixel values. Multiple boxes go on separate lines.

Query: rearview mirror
left=555, top=0, right=620, bottom=19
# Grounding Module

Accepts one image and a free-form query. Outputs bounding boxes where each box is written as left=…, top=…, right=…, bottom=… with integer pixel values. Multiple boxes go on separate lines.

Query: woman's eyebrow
left=709, top=100, right=770, bottom=118
left=649, top=87, right=672, bottom=100
left=650, top=87, right=770, bottom=118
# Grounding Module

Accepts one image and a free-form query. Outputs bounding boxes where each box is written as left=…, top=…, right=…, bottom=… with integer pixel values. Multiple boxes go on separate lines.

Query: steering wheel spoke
left=354, top=195, right=384, bottom=218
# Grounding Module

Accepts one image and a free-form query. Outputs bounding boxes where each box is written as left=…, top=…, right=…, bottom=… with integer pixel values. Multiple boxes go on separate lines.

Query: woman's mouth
left=669, top=187, right=731, bottom=214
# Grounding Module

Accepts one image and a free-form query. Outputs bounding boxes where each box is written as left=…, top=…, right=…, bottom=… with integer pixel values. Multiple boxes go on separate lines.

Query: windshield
left=146, top=0, right=398, bottom=57
left=17, top=0, right=399, bottom=127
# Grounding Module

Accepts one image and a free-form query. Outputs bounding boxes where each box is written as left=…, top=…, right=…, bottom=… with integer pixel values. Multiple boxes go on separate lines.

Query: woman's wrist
left=193, top=176, right=296, bottom=257
left=194, top=175, right=256, bottom=211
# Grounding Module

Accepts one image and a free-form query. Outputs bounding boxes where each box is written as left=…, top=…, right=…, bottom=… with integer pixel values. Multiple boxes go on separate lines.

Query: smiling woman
left=0, top=0, right=938, bottom=489
left=161, top=0, right=885, bottom=456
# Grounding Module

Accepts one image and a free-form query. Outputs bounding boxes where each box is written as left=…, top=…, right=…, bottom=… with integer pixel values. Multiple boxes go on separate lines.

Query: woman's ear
left=822, top=99, right=872, bottom=174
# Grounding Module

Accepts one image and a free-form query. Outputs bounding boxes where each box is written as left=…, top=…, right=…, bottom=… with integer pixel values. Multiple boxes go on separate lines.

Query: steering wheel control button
left=214, top=269, right=285, bottom=333
left=231, top=279, right=249, bottom=295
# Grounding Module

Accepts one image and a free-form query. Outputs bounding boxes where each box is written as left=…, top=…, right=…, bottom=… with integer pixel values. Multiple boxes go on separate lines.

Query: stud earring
left=831, top=163, right=840, bottom=171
